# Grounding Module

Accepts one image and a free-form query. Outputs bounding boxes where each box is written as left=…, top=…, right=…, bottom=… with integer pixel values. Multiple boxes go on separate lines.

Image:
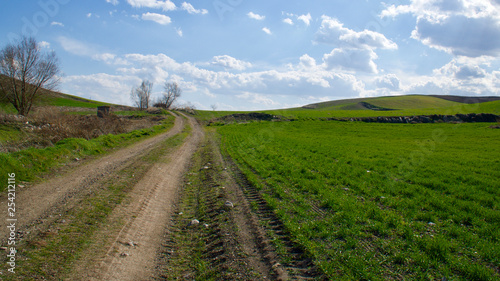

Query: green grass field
left=218, top=120, right=500, bottom=280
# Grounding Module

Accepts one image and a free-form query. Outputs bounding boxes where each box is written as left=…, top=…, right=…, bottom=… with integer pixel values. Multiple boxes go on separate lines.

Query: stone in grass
left=188, top=219, right=200, bottom=226
left=428, top=222, right=436, bottom=226
left=225, top=201, right=234, bottom=208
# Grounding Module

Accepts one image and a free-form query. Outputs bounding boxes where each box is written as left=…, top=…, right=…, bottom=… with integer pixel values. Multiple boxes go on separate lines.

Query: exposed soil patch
left=208, top=112, right=282, bottom=125
left=359, top=102, right=394, bottom=111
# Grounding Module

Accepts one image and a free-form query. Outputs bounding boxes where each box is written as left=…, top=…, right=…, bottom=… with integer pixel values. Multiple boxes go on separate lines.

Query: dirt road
left=0, top=113, right=185, bottom=243
left=79, top=114, right=203, bottom=280
left=1, top=112, right=320, bottom=280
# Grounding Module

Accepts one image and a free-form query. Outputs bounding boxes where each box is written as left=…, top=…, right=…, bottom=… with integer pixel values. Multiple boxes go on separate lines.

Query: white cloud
left=375, top=74, right=401, bottom=90
left=413, top=15, right=500, bottom=57
left=39, top=41, right=51, bottom=49
left=247, top=12, right=265, bottom=20
left=237, top=92, right=278, bottom=106
left=57, top=36, right=128, bottom=65
left=58, top=36, right=96, bottom=57
left=61, top=52, right=368, bottom=109
left=106, top=0, right=119, bottom=5
left=323, top=48, right=379, bottom=73
left=62, top=73, right=141, bottom=105
left=299, top=54, right=317, bottom=69
left=51, top=21, right=64, bottom=27
left=211, top=55, right=252, bottom=71
left=126, top=0, right=176, bottom=11
left=142, top=12, right=171, bottom=25
left=181, top=2, right=208, bottom=15
left=283, top=18, right=294, bottom=25
left=297, top=13, right=312, bottom=26
left=433, top=60, right=488, bottom=80
left=381, top=0, right=500, bottom=57
left=176, top=28, right=183, bottom=37
left=316, top=16, right=398, bottom=50
left=400, top=59, right=500, bottom=96
left=262, top=27, right=272, bottom=35
left=86, top=13, right=92, bottom=18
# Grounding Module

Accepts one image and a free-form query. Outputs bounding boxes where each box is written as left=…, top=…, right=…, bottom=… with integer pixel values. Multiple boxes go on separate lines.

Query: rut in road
left=71, top=114, right=204, bottom=280
left=0, top=113, right=185, bottom=244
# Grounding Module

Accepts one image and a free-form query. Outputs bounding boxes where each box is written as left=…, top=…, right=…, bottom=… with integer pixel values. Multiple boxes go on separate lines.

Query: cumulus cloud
left=433, top=60, right=488, bottom=80
left=142, top=12, right=171, bottom=25
left=60, top=51, right=368, bottom=109
left=413, top=15, right=500, bottom=57
left=237, top=92, right=278, bottom=106
left=381, top=0, right=500, bottom=57
left=375, top=74, right=401, bottom=90
left=316, top=16, right=398, bottom=50
left=298, top=13, right=312, bottom=26
left=283, top=18, right=293, bottom=25
left=400, top=59, right=500, bottom=96
left=126, top=0, right=176, bottom=11
left=323, top=48, right=379, bottom=73
left=181, top=2, right=208, bottom=15
left=62, top=73, right=141, bottom=105
left=299, top=54, right=317, bottom=69
left=106, top=0, right=119, bottom=5
left=262, top=27, right=272, bottom=35
left=455, top=65, right=487, bottom=79
left=211, top=55, right=252, bottom=71
left=247, top=12, right=265, bottom=20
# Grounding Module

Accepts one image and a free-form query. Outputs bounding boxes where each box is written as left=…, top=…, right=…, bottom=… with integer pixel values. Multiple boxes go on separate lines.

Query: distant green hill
left=302, top=95, right=500, bottom=111
left=268, top=95, right=500, bottom=119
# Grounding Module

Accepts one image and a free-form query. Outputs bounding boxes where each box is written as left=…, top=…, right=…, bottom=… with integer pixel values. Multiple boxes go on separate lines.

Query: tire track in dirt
left=0, top=113, right=185, bottom=245
left=157, top=129, right=323, bottom=280
left=81, top=114, right=203, bottom=280
left=217, top=150, right=325, bottom=280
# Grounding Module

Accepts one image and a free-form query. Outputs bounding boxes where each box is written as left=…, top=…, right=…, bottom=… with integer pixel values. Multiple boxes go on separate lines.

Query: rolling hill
left=265, top=95, right=500, bottom=119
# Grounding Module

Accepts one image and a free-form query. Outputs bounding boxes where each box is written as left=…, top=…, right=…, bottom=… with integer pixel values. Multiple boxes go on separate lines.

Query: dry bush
left=29, top=107, right=129, bottom=144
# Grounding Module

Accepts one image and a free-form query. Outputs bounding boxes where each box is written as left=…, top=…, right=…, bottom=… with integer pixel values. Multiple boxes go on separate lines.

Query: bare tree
left=154, top=82, right=181, bottom=109
left=0, top=36, right=60, bottom=116
left=130, top=80, right=153, bottom=110
left=211, top=104, right=217, bottom=111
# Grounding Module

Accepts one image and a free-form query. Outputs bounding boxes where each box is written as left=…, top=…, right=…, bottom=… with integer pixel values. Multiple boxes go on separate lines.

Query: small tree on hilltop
left=130, top=80, right=153, bottom=110
left=0, top=36, right=60, bottom=116
left=154, top=82, right=181, bottom=109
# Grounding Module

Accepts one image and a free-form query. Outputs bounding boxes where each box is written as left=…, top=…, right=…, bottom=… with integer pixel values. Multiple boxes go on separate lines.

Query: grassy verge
left=3, top=121, right=191, bottom=280
left=0, top=114, right=176, bottom=192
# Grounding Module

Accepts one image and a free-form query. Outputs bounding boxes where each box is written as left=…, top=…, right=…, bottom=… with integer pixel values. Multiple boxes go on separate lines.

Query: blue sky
left=1, top=0, right=499, bottom=110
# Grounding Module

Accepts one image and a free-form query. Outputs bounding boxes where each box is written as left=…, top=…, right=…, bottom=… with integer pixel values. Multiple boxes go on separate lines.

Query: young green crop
left=218, top=120, right=500, bottom=280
